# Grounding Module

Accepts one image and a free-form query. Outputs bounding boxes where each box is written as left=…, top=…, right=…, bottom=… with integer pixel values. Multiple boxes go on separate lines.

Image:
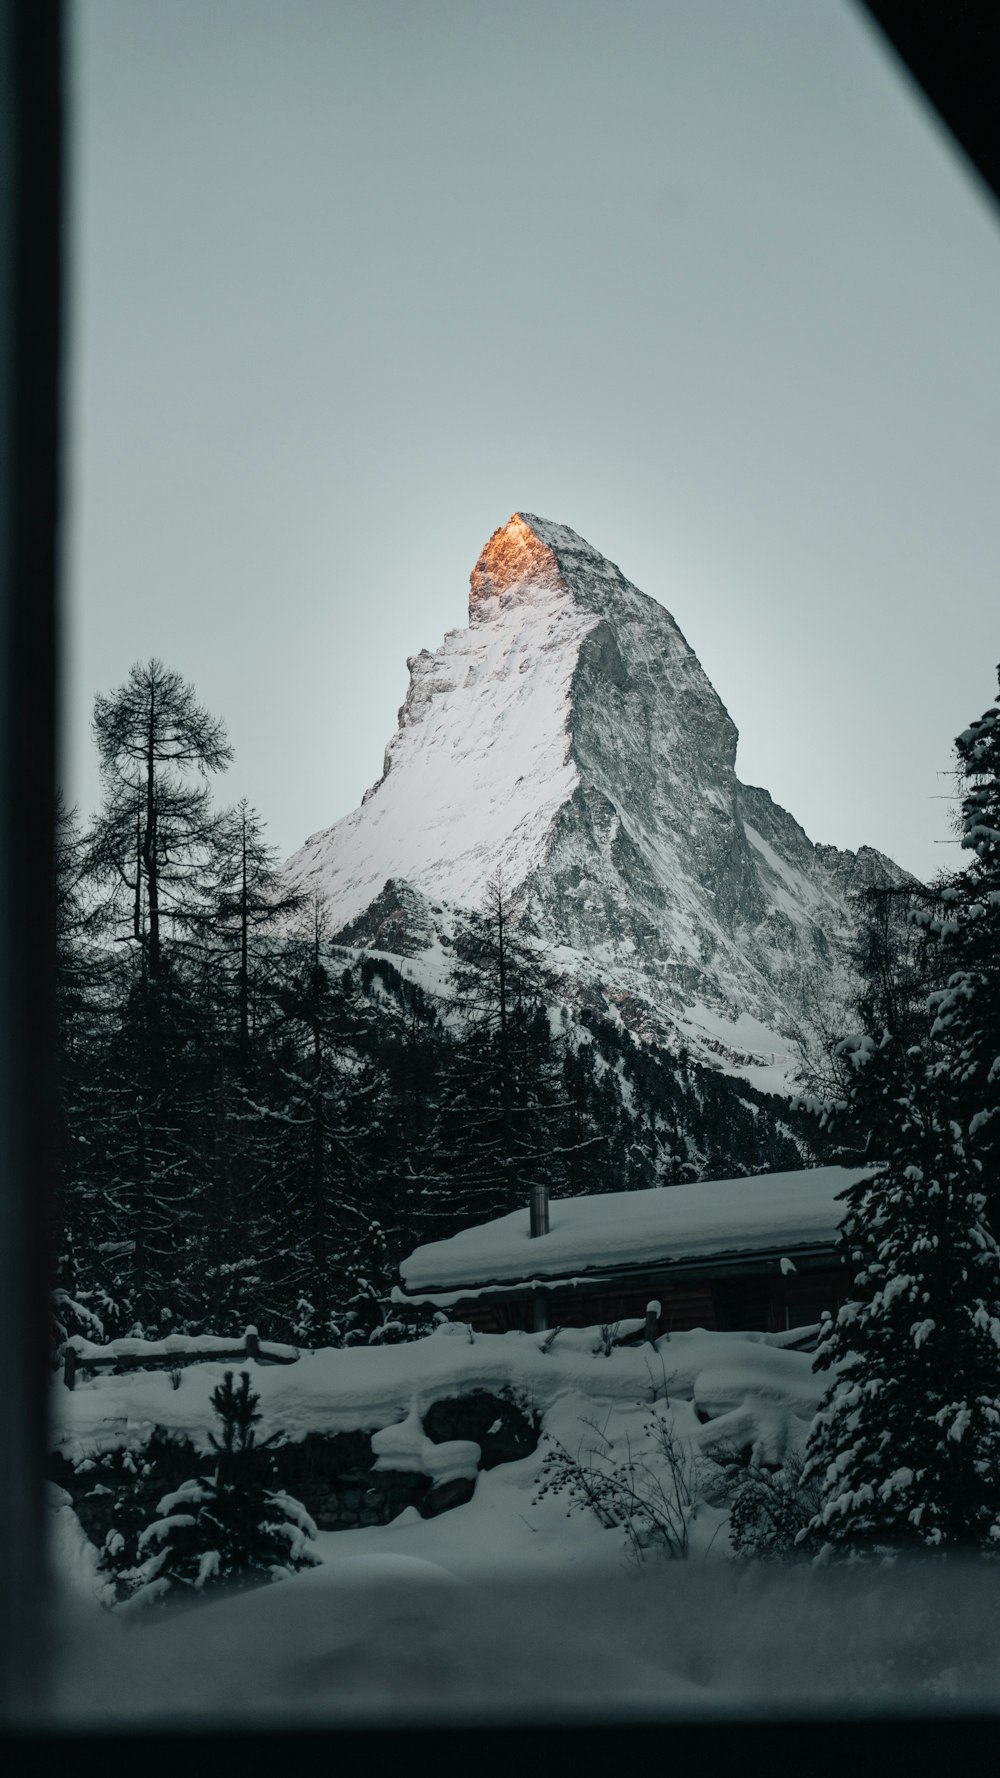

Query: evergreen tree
left=802, top=1032, right=1000, bottom=1556
left=927, top=668, right=1000, bottom=1230
left=798, top=675, right=1000, bottom=1556
left=124, top=1370, right=319, bottom=1606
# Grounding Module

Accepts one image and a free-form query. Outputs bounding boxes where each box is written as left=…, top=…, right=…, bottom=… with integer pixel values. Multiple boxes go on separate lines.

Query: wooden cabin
left=395, top=1166, right=869, bottom=1341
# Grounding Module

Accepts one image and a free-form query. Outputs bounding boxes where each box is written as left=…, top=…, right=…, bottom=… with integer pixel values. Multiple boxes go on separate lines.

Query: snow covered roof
left=399, top=1166, right=869, bottom=1298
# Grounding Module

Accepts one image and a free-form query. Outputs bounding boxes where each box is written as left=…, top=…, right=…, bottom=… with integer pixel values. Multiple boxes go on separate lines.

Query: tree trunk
left=310, top=909, right=327, bottom=1331
left=239, top=810, right=250, bottom=1068
left=143, top=682, right=160, bottom=979
left=497, top=891, right=514, bottom=1196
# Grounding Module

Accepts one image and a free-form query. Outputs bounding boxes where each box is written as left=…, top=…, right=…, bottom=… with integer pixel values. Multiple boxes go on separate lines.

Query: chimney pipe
left=529, top=1181, right=549, bottom=1239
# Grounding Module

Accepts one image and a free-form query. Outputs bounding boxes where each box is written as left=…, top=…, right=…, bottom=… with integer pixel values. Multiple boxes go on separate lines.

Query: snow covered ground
left=52, top=1320, right=819, bottom=1485
left=50, top=1321, right=818, bottom=1622
left=46, top=1322, right=1000, bottom=1723
left=49, top=1553, right=1000, bottom=1727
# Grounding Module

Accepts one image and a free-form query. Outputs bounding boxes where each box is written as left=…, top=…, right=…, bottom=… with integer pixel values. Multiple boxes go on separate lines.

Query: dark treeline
left=53, top=660, right=819, bottom=1352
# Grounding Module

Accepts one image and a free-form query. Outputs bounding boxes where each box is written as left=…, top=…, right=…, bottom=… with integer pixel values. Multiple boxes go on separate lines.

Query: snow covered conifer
left=125, top=1370, right=319, bottom=1607
left=802, top=1035, right=1000, bottom=1556
left=927, top=668, right=1000, bottom=1230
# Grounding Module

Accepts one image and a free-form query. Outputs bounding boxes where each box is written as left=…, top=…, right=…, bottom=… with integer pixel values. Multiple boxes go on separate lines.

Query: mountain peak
left=285, top=510, right=907, bottom=1081
left=468, top=513, right=567, bottom=618
left=468, top=511, right=626, bottom=622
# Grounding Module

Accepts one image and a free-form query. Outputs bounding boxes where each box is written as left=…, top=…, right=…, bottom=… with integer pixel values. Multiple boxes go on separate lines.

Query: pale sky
left=64, top=0, right=1000, bottom=883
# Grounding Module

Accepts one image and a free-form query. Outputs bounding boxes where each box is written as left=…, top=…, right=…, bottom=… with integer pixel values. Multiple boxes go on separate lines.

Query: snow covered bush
left=121, top=1371, right=320, bottom=1609
left=48, top=1428, right=202, bottom=1604
left=50, top=1283, right=135, bottom=1362
left=534, top=1408, right=699, bottom=1562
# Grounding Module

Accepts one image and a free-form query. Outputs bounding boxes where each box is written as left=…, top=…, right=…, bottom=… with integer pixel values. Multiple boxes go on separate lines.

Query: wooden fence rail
left=62, top=1325, right=301, bottom=1390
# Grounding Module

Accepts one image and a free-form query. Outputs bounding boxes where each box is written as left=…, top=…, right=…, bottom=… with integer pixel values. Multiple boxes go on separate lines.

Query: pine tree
left=927, top=668, right=1000, bottom=1231
left=124, top=1370, right=319, bottom=1607
left=802, top=1032, right=1000, bottom=1556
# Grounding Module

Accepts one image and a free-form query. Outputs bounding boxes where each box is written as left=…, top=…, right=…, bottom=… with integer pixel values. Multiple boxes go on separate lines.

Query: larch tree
left=264, top=897, right=384, bottom=1345
left=89, top=658, right=233, bottom=983
left=180, top=801, right=306, bottom=1329
left=212, top=798, right=305, bottom=1070
left=84, top=661, right=233, bottom=1328
left=448, top=868, right=572, bottom=1220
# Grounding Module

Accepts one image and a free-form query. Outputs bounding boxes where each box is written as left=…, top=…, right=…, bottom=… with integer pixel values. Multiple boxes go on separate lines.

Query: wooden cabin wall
left=457, top=1281, right=717, bottom=1336
left=452, top=1265, right=848, bottom=1337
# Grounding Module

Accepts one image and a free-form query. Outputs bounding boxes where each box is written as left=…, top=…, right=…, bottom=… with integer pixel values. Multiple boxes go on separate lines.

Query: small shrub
left=534, top=1408, right=699, bottom=1562
left=53, top=1430, right=202, bottom=1601
left=728, top=1454, right=820, bottom=1562
left=120, top=1371, right=320, bottom=1610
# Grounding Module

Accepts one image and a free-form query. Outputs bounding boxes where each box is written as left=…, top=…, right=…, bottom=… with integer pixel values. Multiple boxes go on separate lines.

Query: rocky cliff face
left=285, top=513, right=905, bottom=1085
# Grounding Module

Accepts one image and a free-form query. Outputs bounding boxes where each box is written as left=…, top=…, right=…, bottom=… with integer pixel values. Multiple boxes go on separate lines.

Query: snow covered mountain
left=284, top=513, right=904, bottom=1085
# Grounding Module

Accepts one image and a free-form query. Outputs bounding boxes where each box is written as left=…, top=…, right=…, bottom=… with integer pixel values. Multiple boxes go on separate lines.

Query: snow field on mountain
left=285, top=582, right=598, bottom=924
left=677, top=1000, right=802, bottom=1093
